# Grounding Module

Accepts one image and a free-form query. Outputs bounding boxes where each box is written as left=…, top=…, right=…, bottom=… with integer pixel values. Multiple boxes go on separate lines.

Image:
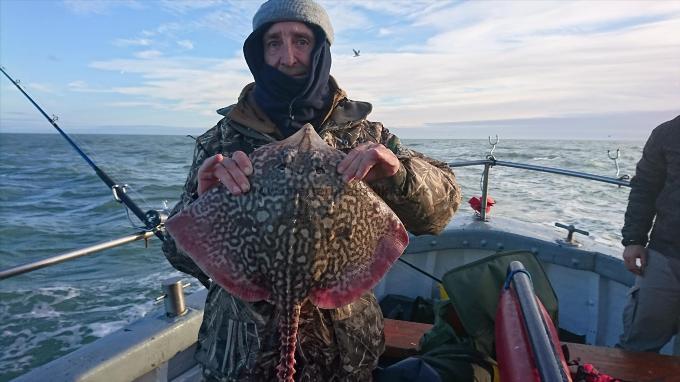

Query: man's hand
left=337, top=143, right=400, bottom=183
left=623, top=244, right=648, bottom=276
left=197, top=151, right=253, bottom=196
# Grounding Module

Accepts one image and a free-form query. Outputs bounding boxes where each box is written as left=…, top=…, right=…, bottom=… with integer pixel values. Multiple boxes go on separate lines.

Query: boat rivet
left=462, top=240, right=469, bottom=246
left=530, top=247, right=538, bottom=254
left=587, top=300, right=595, bottom=306
left=430, top=240, right=437, bottom=246
left=480, top=240, right=487, bottom=246
left=497, top=243, right=504, bottom=250
left=571, top=258, right=580, bottom=266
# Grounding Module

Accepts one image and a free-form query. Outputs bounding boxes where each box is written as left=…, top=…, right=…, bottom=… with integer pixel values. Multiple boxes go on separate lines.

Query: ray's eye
left=315, top=167, right=325, bottom=174
left=277, top=163, right=286, bottom=171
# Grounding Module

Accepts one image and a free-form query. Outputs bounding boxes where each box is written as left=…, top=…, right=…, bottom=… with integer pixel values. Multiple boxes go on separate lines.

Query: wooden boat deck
left=383, top=318, right=680, bottom=382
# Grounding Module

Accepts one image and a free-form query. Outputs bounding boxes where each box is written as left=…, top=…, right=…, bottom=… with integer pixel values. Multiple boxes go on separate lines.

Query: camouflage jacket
left=162, top=78, right=461, bottom=381
left=622, top=115, right=680, bottom=259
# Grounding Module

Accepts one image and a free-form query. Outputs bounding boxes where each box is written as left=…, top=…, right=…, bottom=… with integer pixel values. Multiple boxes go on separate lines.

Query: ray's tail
left=276, top=303, right=301, bottom=382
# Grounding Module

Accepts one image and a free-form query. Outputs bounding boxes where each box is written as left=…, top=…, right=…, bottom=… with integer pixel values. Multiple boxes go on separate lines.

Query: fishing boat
left=2, top=68, right=679, bottom=382
left=5, top=143, right=680, bottom=382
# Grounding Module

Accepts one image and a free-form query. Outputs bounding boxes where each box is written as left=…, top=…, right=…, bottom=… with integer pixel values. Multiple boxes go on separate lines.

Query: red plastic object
left=468, top=196, right=495, bottom=213
left=495, top=285, right=572, bottom=382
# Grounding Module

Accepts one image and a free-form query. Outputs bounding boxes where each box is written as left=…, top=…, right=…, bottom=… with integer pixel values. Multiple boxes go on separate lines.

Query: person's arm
left=367, top=124, right=462, bottom=235
left=161, top=125, right=224, bottom=288
left=621, top=126, right=666, bottom=274
left=622, top=127, right=666, bottom=247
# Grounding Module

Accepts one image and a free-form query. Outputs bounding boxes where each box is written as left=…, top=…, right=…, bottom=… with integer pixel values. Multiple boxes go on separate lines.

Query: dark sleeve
left=621, top=126, right=667, bottom=246
left=368, top=125, right=462, bottom=235
left=161, top=124, right=224, bottom=288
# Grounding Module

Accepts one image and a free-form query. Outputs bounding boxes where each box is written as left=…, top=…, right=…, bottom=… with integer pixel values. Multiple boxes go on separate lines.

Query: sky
left=0, top=0, right=679, bottom=139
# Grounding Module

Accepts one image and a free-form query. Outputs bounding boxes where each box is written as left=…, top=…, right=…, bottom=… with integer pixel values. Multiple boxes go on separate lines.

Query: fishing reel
left=112, top=183, right=168, bottom=235
left=144, top=209, right=168, bottom=229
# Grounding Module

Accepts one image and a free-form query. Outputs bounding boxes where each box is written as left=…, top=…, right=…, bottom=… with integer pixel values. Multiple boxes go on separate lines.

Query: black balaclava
left=243, top=24, right=332, bottom=138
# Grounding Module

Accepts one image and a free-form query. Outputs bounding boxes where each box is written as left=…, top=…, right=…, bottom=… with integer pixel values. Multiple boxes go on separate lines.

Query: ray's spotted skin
left=166, top=124, right=409, bottom=382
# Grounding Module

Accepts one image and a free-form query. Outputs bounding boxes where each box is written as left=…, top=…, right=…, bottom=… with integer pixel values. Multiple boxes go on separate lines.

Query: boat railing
left=447, top=157, right=631, bottom=221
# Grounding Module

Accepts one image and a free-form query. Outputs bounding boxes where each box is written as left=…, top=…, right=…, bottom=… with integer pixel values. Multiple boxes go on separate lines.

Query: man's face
left=263, top=21, right=316, bottom=79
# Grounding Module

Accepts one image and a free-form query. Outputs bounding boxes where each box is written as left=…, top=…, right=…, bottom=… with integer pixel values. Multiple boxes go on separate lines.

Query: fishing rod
left=0, top=66, right=166, bottom=241
left=1, top=66, right=487, bottom=289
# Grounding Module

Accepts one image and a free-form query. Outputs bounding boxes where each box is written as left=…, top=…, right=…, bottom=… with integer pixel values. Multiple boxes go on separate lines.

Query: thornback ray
left=165, top=123, right=409, bottom=382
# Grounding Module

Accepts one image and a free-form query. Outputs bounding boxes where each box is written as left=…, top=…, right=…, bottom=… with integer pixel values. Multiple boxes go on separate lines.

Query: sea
left=0, top=133, right=643, bottom=380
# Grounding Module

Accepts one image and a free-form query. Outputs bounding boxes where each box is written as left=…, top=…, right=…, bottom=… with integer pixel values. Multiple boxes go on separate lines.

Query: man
left=619, top=115, right=680, bottom=354
left=162, top=0, right=462, bottom=380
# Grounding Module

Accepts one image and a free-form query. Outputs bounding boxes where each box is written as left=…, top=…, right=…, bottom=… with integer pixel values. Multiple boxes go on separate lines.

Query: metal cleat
left=555, top=222, right=589, bottom=246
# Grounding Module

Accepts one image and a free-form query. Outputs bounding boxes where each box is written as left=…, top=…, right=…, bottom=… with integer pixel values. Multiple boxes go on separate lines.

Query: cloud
left=327, top=1, right=680, bottom=128
left=68, top=80, right=88, bottom=90
left=89, top=55, right=252, bottom=120
left=113, top=38, right=153, bottom=47
left=327, top=0, right=452, bottom=19
left=141, top=22, right=183, bottom=38
left=137, top=6, right=256, bottom=44
left=68, top=81, right=111, bottom=93
left=378, top=28, right=392, bottom=37
left=134, top=50, right=163, bottom=59
left=53, top=0, right=679, bottom=133
left=62, top=0, right=143, bottom=15
left=177, top=40, right=194, bottom=50
left=26, top=83, right=57, bottom=94
left=322, top=3, right=373, bottom=36
left=107, top=101, right=168, bottom=109
left=416, top=1, right=680, bottom=53
left=392, top=110, right=677, bottom=140
left=62, top=0, right=111, bottom=15
left=158, top=0, right=225, bottom=14
left=195, top=9, right=255, bottom=42
left=324, top=0, right=453, bottom=38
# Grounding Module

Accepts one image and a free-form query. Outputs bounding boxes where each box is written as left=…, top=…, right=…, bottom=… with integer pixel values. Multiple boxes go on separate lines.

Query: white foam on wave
left=29, top=302, right=61, bottom=319
left=0, top=324, right=87, bottom=376
left=0, top=273, right=180, bottom=378
left=532, top=155, right=561, bottom=160
left=88, top=320, right=131, bottom=338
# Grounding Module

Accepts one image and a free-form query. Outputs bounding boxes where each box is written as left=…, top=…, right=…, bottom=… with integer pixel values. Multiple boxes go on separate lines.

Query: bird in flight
left=353, top=49, right=360, bottom=57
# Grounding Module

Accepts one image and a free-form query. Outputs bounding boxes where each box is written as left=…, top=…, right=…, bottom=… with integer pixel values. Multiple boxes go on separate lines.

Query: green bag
left=418, top=299, right=497, bottom=381
left=422, top=250, right=558, bottom=356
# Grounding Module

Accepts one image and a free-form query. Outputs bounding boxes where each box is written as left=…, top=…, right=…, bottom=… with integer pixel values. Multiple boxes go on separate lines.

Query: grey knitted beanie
left=252, top=0, right=334, bottom=45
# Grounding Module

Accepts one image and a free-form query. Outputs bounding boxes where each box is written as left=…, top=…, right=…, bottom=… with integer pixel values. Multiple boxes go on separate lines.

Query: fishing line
left=57, top=137, right=157, bottom=231
left=0, top=66, right=166, bottom=241
left=397, top=258, right=442, bottom=284
left=64, top=138, right=165, bottom=231
left=123, top=186, right=170, bottom=229
left=187, top=134, right=210, bottom=153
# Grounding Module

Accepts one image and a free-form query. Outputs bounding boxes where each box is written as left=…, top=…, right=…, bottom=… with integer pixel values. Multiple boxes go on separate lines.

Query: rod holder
left=555, top=222, right=589, bottom=246
left=161, top=277, right=188, bottom=317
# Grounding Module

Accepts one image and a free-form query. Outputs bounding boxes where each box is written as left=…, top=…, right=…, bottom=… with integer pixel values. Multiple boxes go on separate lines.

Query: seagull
left=353, top=49, right=360, bottom=57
